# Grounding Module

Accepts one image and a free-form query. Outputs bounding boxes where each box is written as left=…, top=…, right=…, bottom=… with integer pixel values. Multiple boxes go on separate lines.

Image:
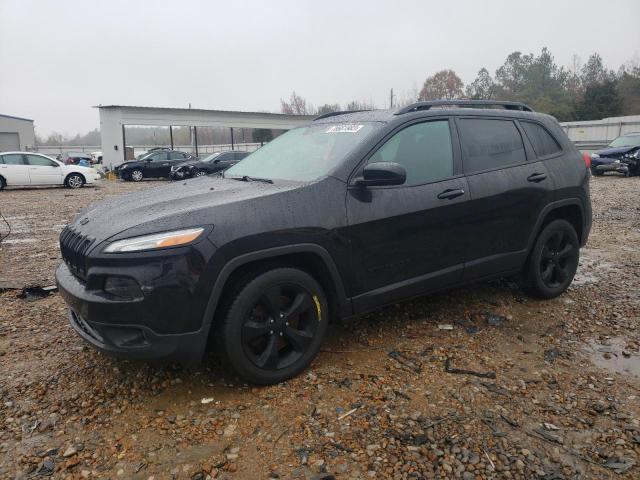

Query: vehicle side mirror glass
left=354, top=162, right=406, bottom=187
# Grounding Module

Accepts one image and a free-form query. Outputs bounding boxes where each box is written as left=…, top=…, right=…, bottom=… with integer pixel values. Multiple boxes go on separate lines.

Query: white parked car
left=0, top=152, right=100, bottom=190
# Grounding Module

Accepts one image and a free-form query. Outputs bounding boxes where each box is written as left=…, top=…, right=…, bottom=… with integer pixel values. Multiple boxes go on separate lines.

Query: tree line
left=282, top=48, right=640, bottom=122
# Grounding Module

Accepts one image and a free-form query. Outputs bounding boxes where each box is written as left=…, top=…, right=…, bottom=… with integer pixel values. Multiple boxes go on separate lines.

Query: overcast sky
left=1, top=0, right=638, bottom=136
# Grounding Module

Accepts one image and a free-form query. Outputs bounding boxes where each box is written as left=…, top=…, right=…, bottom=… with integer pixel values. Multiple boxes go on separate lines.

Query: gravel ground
left=1, top=176, right=639, bottom=480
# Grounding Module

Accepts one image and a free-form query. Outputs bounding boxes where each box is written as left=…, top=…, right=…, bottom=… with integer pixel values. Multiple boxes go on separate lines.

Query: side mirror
left=354, top=162, right=406, bottom=187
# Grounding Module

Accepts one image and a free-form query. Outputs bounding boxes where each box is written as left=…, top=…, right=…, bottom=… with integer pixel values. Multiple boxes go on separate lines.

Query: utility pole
left=390, top=88, right=394, bottom=109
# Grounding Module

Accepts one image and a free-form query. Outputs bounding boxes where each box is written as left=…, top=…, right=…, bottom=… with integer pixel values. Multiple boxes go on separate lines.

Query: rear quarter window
left=458, top=118, right=526, bottom=173
left=521, top=121, right=562, bottom=157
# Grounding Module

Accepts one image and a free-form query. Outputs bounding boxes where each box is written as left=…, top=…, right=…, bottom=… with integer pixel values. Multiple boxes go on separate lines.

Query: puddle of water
left=584, top=337, right=640, bottom=377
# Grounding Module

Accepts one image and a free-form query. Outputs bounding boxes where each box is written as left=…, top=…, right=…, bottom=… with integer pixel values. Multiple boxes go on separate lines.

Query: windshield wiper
left=226, top=175, right=273, bottom=184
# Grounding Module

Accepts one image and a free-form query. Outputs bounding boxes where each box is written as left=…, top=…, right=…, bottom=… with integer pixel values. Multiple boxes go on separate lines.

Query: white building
left=0, top=113, right=35, bottom=152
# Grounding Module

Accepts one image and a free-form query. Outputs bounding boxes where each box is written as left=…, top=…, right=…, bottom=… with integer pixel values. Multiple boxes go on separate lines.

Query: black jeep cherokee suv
left=56, top=100, right=592, bottom=385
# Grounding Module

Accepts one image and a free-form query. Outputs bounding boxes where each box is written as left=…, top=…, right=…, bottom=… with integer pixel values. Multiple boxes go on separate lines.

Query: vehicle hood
left=594, top=146, right=636, bottom=157
left=67, top=177, right=304, bottom=246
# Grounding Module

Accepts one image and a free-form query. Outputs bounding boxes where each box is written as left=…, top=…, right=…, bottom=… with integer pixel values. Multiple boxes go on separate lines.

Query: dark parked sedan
left=116, top=150, right=197, bottom=181
left=590, top=132, right=640, bottom=176
left=169, top=151, right=250, bottom=180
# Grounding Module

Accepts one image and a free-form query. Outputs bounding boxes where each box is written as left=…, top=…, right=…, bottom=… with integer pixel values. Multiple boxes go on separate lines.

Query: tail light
left=582, top=152, right=591, bottom=169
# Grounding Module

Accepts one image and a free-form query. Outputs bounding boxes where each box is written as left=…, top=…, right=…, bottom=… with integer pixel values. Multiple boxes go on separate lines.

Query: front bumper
left=55, top=262, right=209, bottom=366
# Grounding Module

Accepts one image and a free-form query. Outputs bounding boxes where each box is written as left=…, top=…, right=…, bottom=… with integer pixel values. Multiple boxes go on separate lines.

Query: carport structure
left=96, top=105, right=315, bottom=168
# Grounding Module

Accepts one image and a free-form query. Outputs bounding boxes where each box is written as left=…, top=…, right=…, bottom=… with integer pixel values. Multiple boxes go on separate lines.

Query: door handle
left=527, top=172, right=547, bottom=183
left=437, top=188, right=465, bottom=200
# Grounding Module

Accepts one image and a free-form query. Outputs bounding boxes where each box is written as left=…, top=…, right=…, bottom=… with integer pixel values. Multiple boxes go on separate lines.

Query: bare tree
left=280, top=91, right=313, bottom=115
left=418, top=70, right=464, bottom=101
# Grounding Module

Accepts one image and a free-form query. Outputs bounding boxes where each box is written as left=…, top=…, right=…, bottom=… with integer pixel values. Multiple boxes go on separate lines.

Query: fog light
left=103, top=276, right=143, bottom=299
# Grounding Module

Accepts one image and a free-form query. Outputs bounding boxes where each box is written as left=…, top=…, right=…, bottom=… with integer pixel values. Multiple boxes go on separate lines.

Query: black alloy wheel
left=524, top=219, right=579, bottom=299
left=242, top=284, right=319, bottom=370
left=216, top=268, right=328, bottom=384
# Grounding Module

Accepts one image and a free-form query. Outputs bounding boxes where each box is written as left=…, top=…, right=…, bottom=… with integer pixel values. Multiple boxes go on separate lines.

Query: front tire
left=215, top=268, right=329, bottom=385
left=0, top=176, right=5, bottom=191
left=524, top=219, right=580, bottom=299
left=65, top=173, right=85, bottom=189
left=194, top=169, right=207, bottom=178
left=590, top=167, right=604, bottom=176
left=130, top=169, right=143, bottom=182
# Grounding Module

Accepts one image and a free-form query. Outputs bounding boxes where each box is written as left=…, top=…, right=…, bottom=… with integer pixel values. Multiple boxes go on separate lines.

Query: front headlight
left=103, top=227, right=204, bottom=253
left=120, top=164, right=128, bottom=170
left=591, top=153, right=600, bottom=159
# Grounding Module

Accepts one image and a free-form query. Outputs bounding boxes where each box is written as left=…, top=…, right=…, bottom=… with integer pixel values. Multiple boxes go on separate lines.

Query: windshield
left=608, top=135, right=640, bottom=148
left=224, top=122, right=380, bottom=181
left=202, top=152, right=222, bottom=163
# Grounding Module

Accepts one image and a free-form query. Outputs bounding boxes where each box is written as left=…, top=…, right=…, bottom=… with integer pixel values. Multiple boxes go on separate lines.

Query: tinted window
left=458, top=119, right=526, bottom=173
left=235, top=152, right=249, bottom=161
left=368, top=120, right=453, bottom=186
left=2, top=154, right=25, bottom=165
left=168, top=152, right=185, bottom=160
left=149, top=152, right=167, bottom=161
left=26, top=154, right=57, bottom=166
left=521, top=122, right=561, bottom=157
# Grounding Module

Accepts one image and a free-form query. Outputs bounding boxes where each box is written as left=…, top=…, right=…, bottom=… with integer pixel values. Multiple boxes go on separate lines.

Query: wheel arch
left=202, top=244, right=350, bottom=335
left=527, top=200, right=586, bottom=252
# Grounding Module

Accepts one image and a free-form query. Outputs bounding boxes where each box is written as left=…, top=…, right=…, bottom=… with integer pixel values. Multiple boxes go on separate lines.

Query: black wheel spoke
left=242, top=321, right=270, bottom=342
left=255, top=335, right=280, bottom=369
left=541, top=245, right=554, bottom=260
left=284, top=293, right=313, bottom=320
left=555, top=264, right=568, bottom=282
left=284, top=326, right=313, bottom=352
left=557, top=243, right=574, bottom=259
left=550, top=231, right=563, bottom=250
left=260, top=286, right=282, bottom=318
left=541, top=262, right=554, bottom=282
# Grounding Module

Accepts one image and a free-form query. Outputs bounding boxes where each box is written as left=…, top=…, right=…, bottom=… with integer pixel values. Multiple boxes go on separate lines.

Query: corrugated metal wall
left=560, top=115, right=640, bottom=151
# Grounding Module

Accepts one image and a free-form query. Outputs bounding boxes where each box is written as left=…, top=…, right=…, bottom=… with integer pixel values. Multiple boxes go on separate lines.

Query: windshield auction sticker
left=325, top=124, right=364, bottom=133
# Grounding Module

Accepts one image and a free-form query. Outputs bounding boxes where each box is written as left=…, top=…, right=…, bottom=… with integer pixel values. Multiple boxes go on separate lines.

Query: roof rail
left=394, top=100, right=534, bottom=115
left=313, top=109, right=371, bottom=121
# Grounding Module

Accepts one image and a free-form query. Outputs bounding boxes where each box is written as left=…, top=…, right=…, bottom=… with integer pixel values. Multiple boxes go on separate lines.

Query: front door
left=455, top=117, right=555, bottom=279
left=145, top=151, right=169, bottom=177
left=25, top=154, right=63, bottom=185
left=344, top=118, right=470, bottom=313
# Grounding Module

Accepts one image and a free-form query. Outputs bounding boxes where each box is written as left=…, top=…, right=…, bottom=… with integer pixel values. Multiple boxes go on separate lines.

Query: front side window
left=168, top=152, right=185, bottom=160
left=1, top=154, right=24, bottom=165
left=225, top=122, right=380, bottom=182
left=25, top=154, right=57, bottom=167
left=368, top=120, right=453, bottom=186
left=149, top=152, right=167, bottom=161
left=521, top=121, right=561, bottom=157
left=458, top=118, right=526, bottom=173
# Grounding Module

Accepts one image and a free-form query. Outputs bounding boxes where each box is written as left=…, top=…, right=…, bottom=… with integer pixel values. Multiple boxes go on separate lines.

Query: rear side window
left=458, top=118, right=526, bottom=173
left=368, top=120, right=453, bottom=186
left=1, top=154, right=25, bottom=165
left=521, top=121, right=562, bottom=157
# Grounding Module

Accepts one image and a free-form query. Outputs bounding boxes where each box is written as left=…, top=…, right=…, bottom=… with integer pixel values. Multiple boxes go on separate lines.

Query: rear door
left=456, top=116, right=554, bottom=280
left=0, top=153, right=30, bottom=185
left=344, top=118, right=470, bottom=312
left=25, top=154, right=63, bottom=185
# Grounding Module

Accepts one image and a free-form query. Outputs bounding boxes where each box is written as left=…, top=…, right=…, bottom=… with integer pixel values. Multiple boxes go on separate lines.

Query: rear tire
left=65, top=173, right=85, bottom=189
left=194, top=169, right=207, bottom=177
left=215, top=268, right=329, bottom=385
left=0, top=176, right=5, bottom=191
left=523, top=219, right=579, bottom=299
left=590, top=167, right=604, bottom=176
